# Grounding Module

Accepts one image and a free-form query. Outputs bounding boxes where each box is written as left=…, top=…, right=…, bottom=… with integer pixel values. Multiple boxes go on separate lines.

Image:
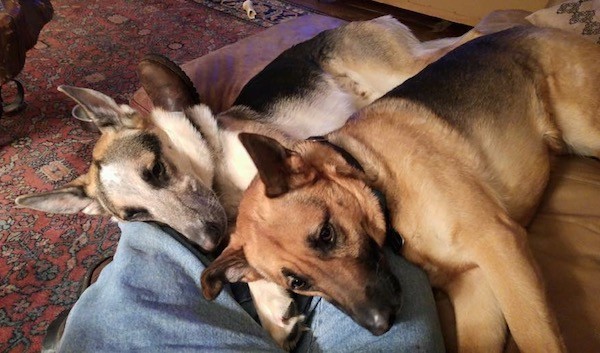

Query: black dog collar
left=307, top=136, right=404, bottom=253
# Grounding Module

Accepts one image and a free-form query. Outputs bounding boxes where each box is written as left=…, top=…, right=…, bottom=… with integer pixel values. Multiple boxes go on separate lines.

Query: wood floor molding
left=282, top=0, right=471, bottom=40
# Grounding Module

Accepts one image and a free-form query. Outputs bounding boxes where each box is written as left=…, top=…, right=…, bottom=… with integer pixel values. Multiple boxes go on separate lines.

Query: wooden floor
left=284, top=0, right=471, bottom=41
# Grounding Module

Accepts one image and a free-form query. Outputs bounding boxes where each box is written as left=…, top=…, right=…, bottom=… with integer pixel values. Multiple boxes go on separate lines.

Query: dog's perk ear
left=201, top=242, right=262, bottom=300
left=238, top=133, right=315, bottom=198
left=58, top=85, right=141, bottom=132
left=15, top=175, right=105, bottom=215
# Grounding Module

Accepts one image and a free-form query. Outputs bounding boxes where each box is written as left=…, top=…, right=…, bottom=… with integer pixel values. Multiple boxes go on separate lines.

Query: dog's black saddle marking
left=383, top=27, right=534, bottom=135
left=307, top=136, right=404, bottom=253
left=234, top=31, right=333, bottom=119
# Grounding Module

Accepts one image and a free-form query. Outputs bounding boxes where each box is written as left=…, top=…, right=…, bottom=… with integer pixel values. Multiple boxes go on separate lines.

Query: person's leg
left=294, top=247, right=445, bottom=353
left=57, top=221, right=283, bottom=353
left=58, top=222, right=442, bottom=353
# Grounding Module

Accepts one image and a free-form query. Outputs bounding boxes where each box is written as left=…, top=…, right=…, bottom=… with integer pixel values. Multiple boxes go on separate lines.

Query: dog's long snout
left=177, top=182, right=228, bottom=252
left=355, top=255, right=403, bottom=335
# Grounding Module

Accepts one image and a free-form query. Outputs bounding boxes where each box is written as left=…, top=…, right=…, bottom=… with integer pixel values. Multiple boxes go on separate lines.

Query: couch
left=372, top=0, right=546, bottom=26
left=130, top=8, right=600, bottom=353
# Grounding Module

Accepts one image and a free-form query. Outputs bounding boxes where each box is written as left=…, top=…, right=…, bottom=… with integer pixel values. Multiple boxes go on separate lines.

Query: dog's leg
left=319, top=60, right=379, bottom=109
left=465, top=215, right=565, bottom=353
left=446, top=269, right=506, bottom=353
left=248, top=280, right=305, bottom=350
left=537, top=41, right=600, bottom=158
left=552, top=110, right=600, bottom=158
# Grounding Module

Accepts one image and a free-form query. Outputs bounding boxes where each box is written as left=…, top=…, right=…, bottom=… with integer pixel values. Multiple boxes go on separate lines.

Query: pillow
left=526, top=0, right=600, bottom=44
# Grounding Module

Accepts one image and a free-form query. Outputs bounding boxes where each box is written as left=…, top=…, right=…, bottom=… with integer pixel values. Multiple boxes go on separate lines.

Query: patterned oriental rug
left=0, top=1, right=307, bottom=351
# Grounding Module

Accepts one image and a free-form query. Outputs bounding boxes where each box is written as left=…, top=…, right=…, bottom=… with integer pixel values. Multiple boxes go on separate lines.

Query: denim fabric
left=58, top=222, right=444, bottom=353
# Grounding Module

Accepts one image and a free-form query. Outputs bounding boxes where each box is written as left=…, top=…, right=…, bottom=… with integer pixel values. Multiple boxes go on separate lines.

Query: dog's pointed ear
left=58, top=85, right=141, bottom=132
left=15, top=175, right=106, bottom=215
left=238, top=133, right=315, bottom=198
left=201, top=242, right=263, bottom=300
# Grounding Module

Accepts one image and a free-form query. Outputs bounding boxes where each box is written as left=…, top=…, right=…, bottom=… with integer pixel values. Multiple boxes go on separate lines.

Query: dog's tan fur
left=202, top=26, right=600, bottom=352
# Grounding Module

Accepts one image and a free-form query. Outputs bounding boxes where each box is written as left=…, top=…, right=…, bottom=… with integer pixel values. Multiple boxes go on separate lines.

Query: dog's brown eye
left=319, top=223, right=334, bottom=243
left=308, top=220, right=337, bottom=253
left=152, top=161, right=165, bottom=178
left=143, top=161, right=170, bottom=188
left=282, top=269, right=309, bottom=291
left=122, top=207, right=149, bottom=221
left=288, top=275, right=307, bottom=290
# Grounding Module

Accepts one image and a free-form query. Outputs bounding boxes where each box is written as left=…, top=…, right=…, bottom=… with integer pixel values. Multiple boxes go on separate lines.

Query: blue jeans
left=57, top=222, right=444, bottom=353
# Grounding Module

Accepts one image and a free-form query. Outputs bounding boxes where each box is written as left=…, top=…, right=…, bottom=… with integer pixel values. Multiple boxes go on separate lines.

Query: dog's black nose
left=202, top=221, right=225, bottom=251
left=364, top=308, right=396, bottom=336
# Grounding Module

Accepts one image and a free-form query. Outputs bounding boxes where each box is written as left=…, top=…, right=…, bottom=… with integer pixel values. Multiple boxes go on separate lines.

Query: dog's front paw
left=273, top=300, right=306, bottom=351
left=248, top=280, right=307, bottom=351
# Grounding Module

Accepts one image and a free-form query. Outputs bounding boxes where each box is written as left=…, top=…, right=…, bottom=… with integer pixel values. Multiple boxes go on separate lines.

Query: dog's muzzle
left=347, top=242, right=403, bottom=336
left=359, top=271, right=403, bottom=335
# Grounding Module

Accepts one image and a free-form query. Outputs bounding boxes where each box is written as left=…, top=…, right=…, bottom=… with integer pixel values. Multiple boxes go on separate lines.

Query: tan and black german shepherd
left=15, top=16, right=464, bottom=349
left=201, top=26, right=600, bottom=353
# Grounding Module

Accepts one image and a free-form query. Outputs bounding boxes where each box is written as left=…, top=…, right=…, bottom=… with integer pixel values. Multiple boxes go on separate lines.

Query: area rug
left=0, top=0, right=308, bottom=351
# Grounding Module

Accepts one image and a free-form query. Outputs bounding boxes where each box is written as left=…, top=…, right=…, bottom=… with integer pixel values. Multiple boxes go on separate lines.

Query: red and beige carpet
left=0, top=0, right=307, bottom=351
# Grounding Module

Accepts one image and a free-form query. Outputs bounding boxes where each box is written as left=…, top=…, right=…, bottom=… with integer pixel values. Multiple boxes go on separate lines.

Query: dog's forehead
left=245, top=200, right=321, bottom=257
left=244, top=181, right=372, bottom=252
left=103, top=131, right=161, bottom=163
left=91, top=131, right=163, bottom=194
left=245, top=193, right=325, bottom=242
left=247, top=179, right=339, bottom=221
left=92, top=128, right=163, bottom=161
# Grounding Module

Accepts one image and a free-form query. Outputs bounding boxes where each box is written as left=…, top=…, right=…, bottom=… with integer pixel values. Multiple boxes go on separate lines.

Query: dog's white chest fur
left=271, top=85, right=356, bottom=138
left=219, top=130, right=257, bottom=190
